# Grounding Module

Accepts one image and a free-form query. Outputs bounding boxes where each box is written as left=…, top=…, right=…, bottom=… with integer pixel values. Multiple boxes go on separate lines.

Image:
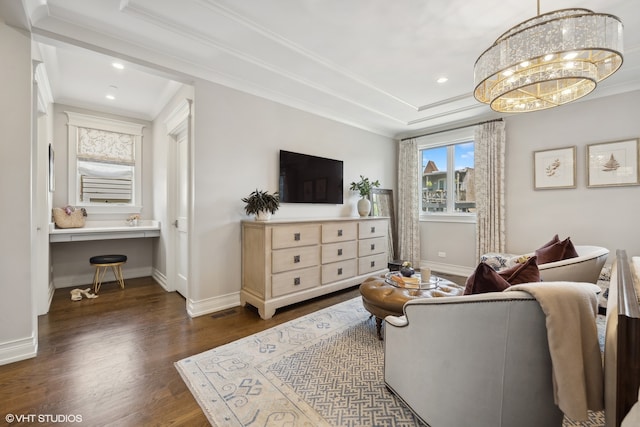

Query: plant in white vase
left=242, top=189, right=280, bottom=221
left=349, top=175, right=380, bottom=217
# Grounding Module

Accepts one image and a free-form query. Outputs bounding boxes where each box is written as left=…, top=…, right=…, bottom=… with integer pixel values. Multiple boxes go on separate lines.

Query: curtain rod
left=399, top=118, right=503, bottom=142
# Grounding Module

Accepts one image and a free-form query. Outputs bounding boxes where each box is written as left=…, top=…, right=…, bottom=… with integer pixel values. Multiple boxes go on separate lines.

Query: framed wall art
left=533, top=146, right=576, bottom=190
left=587, top=139, right=640, bottom=187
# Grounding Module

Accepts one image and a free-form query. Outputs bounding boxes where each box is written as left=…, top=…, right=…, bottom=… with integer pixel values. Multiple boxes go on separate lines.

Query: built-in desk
left=49, top=220, right=161, bottom=242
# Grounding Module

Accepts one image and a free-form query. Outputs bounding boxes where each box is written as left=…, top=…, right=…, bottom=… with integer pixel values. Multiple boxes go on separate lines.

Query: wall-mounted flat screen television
left=279, top=150, right=343, bottom=204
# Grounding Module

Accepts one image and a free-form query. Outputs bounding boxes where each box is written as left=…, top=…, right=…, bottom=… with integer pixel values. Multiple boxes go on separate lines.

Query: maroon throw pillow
left=464, top=262, right=512, bottom=295
left=498, top=255, right=540, bottom=285
left=539, top=234, right=560, bottom=250
left=535, top=237, right=579, bottom=264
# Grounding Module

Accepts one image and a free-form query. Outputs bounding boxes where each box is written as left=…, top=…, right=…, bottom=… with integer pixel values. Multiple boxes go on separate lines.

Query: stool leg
left=94, top=266, right=108, bottom=294
left=112, top=264, right=125, bottom=289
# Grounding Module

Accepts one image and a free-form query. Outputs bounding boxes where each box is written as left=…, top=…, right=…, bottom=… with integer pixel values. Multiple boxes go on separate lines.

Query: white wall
left=505, top=89, right=640, bottom=259
left=189, top=79, right=396, bottom=306
left=0, top=20, right=36, bottom=364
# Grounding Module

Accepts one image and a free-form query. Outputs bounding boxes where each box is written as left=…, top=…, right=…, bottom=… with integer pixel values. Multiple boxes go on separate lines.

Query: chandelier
left=474, top=3, right=623, bottom=113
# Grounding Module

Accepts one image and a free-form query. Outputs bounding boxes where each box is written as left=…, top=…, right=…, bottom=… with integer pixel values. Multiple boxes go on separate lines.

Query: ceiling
left=4, top=0, right=640, bottom=137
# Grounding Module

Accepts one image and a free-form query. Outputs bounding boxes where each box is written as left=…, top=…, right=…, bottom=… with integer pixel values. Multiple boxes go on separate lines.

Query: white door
left=173, top=132, right=189, bottom=297
left=166, top=99, right=191, bottom=301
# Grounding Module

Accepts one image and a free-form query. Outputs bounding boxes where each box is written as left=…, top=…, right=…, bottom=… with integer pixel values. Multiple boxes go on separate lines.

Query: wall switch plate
left=438, top=252, right=446, bottom=258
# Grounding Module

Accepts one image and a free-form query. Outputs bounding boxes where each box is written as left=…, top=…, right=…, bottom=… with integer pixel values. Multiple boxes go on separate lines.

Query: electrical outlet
left=438, top=251, right=446, bottom=258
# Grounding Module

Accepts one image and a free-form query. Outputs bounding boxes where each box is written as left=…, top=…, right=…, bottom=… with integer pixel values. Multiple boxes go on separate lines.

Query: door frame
left=165, top=99, right=193, bottom=303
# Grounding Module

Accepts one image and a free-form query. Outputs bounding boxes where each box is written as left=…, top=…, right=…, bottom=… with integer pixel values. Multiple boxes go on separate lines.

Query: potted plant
left=242, top=189, right=280, bottom=221
left=349, top=175, right=380, bottom=217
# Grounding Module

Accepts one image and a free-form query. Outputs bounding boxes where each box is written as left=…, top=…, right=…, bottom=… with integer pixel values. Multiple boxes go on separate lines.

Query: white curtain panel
left=397, top=138, right=421, bottom=266
left=474, top=120, right=506, bottom=260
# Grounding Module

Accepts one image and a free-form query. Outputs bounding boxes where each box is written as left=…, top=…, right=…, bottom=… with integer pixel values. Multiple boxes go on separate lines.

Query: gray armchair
left=384, top=291, right=565, bottom=427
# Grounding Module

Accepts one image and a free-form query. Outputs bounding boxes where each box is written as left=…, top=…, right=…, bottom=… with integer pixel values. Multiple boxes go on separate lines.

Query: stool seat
left=90, top=254, right=128, bottom=264
left=90, top=254, right=127, bottom=293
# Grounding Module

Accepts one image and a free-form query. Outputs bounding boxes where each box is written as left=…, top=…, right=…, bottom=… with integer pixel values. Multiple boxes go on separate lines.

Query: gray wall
left=0, top=20, right=36, bottom=364
left=421, top=89, right=640, bottom=275
left=505, top=89, right=640, bottom=259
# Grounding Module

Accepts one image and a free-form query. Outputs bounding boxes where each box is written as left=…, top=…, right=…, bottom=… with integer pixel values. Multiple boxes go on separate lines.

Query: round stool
left=359, top=275, right=464, bottom=339
left=90, top=254, right=127, bottom=293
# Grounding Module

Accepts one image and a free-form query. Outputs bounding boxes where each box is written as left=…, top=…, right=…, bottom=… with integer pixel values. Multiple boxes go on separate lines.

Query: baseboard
left=187, top=292, right=240, bottom=318
left=0, top=334, right=37, bottom=366
left=421, top=260, right=474, bottom=278
left=152, top=268, right=168, bottom=291
left=53, top=266, right=154, bottom=288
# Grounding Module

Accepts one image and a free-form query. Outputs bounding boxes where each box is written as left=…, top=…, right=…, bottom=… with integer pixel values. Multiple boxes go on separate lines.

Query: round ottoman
left=359, top=275, right=463, bottom=339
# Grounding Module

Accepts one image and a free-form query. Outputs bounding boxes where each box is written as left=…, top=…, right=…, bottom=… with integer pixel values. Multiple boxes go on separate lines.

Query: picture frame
left=533, top=146, right=576, bottom=190
left=587, top=139, right=640, bottom=188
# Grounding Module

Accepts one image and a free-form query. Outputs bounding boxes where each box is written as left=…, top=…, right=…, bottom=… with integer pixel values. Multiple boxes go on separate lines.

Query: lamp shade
left=474, top=8, right=623, bottom=113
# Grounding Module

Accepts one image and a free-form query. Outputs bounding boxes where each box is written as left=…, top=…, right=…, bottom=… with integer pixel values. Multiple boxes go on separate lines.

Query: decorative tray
left=384, top=271, right=439, bottom=290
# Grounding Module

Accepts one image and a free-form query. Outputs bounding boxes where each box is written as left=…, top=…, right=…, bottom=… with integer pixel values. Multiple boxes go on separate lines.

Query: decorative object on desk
left=587, top=139, right=640, bottom=188
left=52, top=206, right=87, bottom=229
left=399, top=261, right=414, bottom=277
left=127, top=214, right=140, bottom=226
left=349, top=175, right=380, bottom=217
left=241, top=189, right=280, bottom=221
left=534, top=146, right=577, bottom=190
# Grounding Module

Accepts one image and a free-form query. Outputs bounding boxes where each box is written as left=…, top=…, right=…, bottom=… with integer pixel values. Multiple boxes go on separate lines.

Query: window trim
left=66, top=112, right=144, bottom=215
left=417, top=127, right=476, bottom=222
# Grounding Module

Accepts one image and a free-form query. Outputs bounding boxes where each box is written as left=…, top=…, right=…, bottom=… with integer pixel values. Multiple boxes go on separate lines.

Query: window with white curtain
left=417, top=128, right=475, bottom=220
left=66, top=112, right=144, bottom=214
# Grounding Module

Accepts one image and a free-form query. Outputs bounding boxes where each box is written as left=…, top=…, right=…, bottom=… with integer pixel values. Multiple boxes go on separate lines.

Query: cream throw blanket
left=506, top=282, right=604, bottom=421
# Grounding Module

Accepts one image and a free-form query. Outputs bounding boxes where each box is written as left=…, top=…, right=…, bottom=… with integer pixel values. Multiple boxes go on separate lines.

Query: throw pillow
left=464, top=262, right=512, bottom=295
left=539, top=234, right=560, bottom=250
left=498, top=255, right=540, bottom=285
left=535, top=237, right=579, bottom=264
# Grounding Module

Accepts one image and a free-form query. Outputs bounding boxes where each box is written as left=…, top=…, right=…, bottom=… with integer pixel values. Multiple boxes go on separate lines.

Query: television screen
left=279, top=150, right=343, bottom=204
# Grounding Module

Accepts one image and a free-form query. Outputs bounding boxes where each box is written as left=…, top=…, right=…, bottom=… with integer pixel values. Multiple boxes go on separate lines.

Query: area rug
left=176, top=297, right=605, bottom=427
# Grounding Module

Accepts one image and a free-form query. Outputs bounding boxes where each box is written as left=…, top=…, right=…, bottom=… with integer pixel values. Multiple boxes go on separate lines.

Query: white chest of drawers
left=241, top=217, right=389, bottom=319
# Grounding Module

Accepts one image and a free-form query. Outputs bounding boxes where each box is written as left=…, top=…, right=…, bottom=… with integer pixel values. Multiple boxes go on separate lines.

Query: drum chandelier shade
left=474, top=7, right=623, bottom=113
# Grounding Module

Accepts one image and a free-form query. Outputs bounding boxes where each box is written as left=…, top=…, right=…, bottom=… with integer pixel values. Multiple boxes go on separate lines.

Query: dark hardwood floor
left=0, top=278, right=362, bottom=426
left=1, top=272, right=465, bottom=426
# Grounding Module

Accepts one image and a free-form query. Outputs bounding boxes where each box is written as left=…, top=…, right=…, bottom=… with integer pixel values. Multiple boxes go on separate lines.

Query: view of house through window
left=420, top=141, right=475, bottom=214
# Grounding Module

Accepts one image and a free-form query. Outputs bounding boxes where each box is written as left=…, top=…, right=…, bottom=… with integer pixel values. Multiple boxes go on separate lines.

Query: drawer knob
left=370, top=244, right=375, bottom=251
left=338, top=229, right=343, bottom=236
left=370, top=226, right=375, bottom=233
left=370, top=260, right=375, bottom=268
left=338, top=268, right=343, bottom=275
left=338, top=248, right=343, bottom=256
left=293, top=255, right=301, bottom=263
left=294, top=233, right=301, bottom=241
left=294, top=277, right=301, bottom=285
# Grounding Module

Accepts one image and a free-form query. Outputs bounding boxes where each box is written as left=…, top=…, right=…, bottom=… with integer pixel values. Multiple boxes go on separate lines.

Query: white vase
left=357, top=198, right=371, bottom=217
left=255, top=210, right=272, bottom=221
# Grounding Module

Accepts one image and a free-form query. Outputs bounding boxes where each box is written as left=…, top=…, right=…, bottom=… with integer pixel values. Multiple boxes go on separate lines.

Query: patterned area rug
left=176, top=297, right=605, bottom=427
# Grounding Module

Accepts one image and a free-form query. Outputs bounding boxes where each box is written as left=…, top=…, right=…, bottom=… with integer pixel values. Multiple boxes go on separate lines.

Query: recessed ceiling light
left=436, top=77, right=448, bottom=84
left=112, top=62, right=124, bottom=70
left=105, top=94, right=116, bottom=100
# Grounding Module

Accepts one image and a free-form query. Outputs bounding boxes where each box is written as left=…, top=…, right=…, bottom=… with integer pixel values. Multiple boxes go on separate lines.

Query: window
left=66, top=112, right=144, bottom=214
left=419, top=130, right=475, bottom=217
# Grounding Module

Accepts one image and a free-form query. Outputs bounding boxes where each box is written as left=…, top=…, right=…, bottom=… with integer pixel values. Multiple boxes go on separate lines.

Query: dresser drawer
left=358, top=253, right=388, bottom=275
left=322, top=241, right=357, bottom=264
left=272, top=267, right=320, bottom=297
left=358, top=236, right=387, bottom=257
left=322, top=222, right=357, bottom=243
left=321, top=259, right=357, bottom=284
left=272, top=245, right=320, bottom=273
left=358, top=220, right=387, bottom=239
left=272, top=224, right=321, bottom=249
